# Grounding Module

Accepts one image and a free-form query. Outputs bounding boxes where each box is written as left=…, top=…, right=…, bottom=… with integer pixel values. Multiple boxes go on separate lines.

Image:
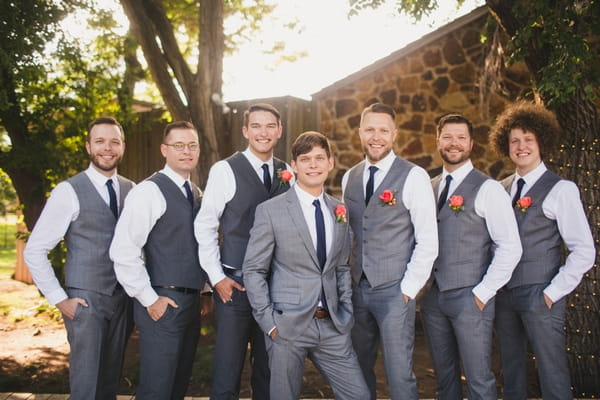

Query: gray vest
left=344, top=157, right=415, bottom=288
left=431, top=169, right=492, bottom=291
left=144, top=173, right=205, bottom=289
left=501, top=170, right=562, bottom=288
left=220, top=152, right=290, bottom=269
left=64, top=172, right=134, bottom=294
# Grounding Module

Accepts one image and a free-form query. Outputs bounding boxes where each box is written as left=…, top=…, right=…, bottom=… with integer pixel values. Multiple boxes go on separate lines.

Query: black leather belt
left=153, top=286, right=199, bottom=294
left=314, top=308, right=330, bottom=319
left=223, top=267, right=243, bottom=278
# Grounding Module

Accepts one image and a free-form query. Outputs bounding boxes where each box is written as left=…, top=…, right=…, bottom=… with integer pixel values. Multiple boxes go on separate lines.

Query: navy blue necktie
left=262, top=164, right=271, bottom=192
left=313, top=199, right=329, bottom=310
left=437, top=174, right=453, bottom=212
left=106, top=179, right=118, bottom=219
left=313, top=199, right=327, bottom=269
left=183, top=181, right=194, bottom=207
left=512, top=178, right=526, bottom=207
left=365, top=166, right=378, bottom=205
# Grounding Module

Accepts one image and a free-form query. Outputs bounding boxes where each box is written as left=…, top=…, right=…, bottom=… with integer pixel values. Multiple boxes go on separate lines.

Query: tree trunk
left=118, top=0, right=226, bottom=188
left=547, top=88, right=600, bottom=397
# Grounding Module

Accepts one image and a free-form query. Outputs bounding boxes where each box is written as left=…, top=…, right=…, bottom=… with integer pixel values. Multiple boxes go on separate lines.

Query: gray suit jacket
left=243, top=189, right=354, bottom=342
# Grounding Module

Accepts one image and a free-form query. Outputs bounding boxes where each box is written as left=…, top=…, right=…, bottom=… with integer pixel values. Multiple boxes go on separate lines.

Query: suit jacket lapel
left=286, top=190, right=321, bottom=269
left=323, top=194, right=344, bottom=272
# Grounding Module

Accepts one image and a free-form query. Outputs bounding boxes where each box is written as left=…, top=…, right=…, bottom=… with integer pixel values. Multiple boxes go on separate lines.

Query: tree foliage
left=0, top=0, right=133, bottom=230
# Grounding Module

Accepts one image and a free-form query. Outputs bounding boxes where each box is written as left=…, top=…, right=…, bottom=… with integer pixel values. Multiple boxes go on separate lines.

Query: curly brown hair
left=489, top=101, right=560, bottom=160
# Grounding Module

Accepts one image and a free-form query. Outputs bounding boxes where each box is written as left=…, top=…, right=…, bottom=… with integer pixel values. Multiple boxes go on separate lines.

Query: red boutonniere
left=334, top=204, right=347, bottom=223
left=516, top=196, right=532, bottom=213
left=379, top=189, right=397, bottom=206
left=448, top=195, right=464, bottom=216
left=276, top=168, right=293, bottom=187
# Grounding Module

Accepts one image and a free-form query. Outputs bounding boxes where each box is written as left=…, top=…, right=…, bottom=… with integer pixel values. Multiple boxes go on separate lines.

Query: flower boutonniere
left=334, top=204, right=347, bottom=223
left=379, top=189, right=397, bottom=206
left=276, top=168, right=293, bottom=187
left=516, top=196, right=532, bottom=213
left=448, top=195, right=464, bottom=216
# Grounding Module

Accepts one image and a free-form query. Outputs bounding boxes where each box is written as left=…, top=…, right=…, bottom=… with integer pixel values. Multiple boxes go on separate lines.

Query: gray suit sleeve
left=242, top=203, right=276, bottom=334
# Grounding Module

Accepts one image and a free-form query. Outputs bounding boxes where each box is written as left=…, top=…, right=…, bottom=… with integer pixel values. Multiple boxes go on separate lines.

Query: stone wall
left=313, top=9, right=532, bottom=195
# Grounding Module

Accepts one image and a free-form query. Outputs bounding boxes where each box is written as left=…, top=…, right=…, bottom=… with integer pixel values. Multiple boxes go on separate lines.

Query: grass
left=0, top=215, right=17, bottom=279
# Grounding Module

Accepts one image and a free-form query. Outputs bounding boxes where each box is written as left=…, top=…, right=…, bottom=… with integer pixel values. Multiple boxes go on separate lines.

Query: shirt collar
left=243, top=148, right=273, bottom=172
left=161, top=164, right=188, bottom=187
left=363, top=150, right=396, bottom=175
left=442, top=159, right=473, bottom=185
left=85, top=163, right=118, bottom=186
left=515, top=161, right=546, bottom=186
left=294, top=183, right=324, bottom=207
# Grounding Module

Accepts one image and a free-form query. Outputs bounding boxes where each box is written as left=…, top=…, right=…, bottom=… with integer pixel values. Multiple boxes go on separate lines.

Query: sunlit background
left=64, top=0, right=483, bottom=102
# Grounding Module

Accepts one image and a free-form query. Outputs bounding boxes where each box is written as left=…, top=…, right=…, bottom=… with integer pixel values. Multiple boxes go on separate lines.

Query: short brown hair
left=360, top=103, right=396, bottom=123
left=291, top=131, right=331, bottom=161
left=87, top=117, right=124, bottom=141
left=163, top=121, right=197, bottom=140
left=436, top=113, right=473, bottom=138
left=243, top=103, right=281, bottom=127
left=489, top=101, right=559, bottom=159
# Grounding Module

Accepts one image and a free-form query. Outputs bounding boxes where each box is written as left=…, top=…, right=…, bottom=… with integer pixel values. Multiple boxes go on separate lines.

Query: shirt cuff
left=472, top=283, right=495, bottom=305
left=46, top=288, right=69, bottom=306
left=543, top=284, right=563, bottom=303
left=137, top=286, right=160, bottom=308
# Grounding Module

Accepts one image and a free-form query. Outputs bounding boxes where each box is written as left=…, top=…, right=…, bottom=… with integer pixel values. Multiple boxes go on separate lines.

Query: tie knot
left=445, top=174, right=453, bottom=184
left=368, top=166, right=378, bottom=176
left=517, top=178, right=525, bottom=189
left=106, top=179, right=114, bottom=187
left=312, top=199, right=321, bottom=209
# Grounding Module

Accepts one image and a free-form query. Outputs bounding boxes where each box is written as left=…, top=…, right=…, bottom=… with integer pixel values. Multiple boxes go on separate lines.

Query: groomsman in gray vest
left=195, top=103, right=292, bottom=399
left=110, top=121, right=206, bottom=400
left=490, top=102, right=595, bottom=400
left=24, top=117, right=134, bottom=400
left=422, top=113, right=521, bottom=400
left=244, top=131, right=369, bottom=400
left=342, top=103, right=438, bottom=400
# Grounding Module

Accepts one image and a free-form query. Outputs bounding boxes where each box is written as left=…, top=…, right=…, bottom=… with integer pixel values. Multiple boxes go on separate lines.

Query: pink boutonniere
left=334, top=204, right=347, bottom=223
left=516, top=196, right=532, bottom=213
left=379, top=189, right=397, bottom=206
left=276, top=168, right=293, bottom=187
left=448, top=195, right=464, bottom=216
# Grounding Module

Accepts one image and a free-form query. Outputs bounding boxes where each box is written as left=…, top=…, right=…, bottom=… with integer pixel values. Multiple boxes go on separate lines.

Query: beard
left=363, top=144, right=392, bottom=163
left=90, top=153, right=122, bottom=172
left=439, top=147, right=471, bottom=167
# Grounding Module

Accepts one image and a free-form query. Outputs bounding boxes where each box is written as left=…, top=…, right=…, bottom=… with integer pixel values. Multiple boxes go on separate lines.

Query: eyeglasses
left=164, top=142, right=199, bottom=152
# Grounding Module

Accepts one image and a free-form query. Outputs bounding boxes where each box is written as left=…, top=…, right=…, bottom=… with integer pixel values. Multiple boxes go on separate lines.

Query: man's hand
left=269, top=327, right=278, bottom=340
left=56, top=297, right=88, bottom=321
left=147, top=296, right=178, bottom=321
left=403, top=294, right=411, bottom=304
left=474, top=295, right=485, bottom=311
left=544, top=293, right=553, bottom=309
left=214, top=277, right=245, bottom=304
left=200, top=294, right=214, bottom=317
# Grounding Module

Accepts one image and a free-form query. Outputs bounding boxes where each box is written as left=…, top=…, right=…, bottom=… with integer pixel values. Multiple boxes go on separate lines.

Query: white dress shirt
left=109, top=165, right=191, bottom=307
left=341, top=151, right=439, bottom=299
left=194, top=149, right=293, bottom=286
left=24, top=164, right=123, bottom=305
left=294, top=184, right=333, bottom=257
left=437, top=160, right=522, bottom=304
left=510, top=162, right=595, bottom=302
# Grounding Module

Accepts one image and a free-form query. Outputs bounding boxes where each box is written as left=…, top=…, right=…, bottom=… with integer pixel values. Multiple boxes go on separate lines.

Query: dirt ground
left=0, top=276, right=542, bottom=398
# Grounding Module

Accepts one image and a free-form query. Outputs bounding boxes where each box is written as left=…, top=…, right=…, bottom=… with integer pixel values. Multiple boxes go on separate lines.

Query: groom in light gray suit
left=244, top=131, right=369, bottom=400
